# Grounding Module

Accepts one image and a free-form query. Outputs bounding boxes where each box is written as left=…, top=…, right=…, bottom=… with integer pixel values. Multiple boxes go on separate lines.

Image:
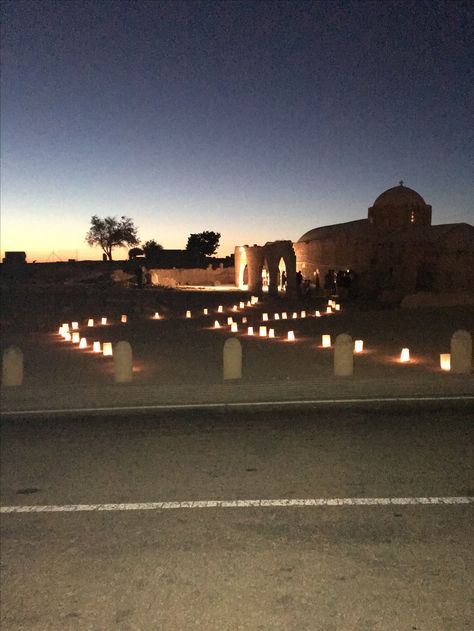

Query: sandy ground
left=1, top=284, right=473, bottom=394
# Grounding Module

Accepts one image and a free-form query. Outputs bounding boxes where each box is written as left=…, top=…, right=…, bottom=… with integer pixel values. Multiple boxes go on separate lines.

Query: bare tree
left=85, top=216, right=139, bottom=260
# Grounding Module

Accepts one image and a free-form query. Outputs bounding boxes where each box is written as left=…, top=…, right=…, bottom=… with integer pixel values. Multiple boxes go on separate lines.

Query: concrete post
left=223, top=337, right=242, bottom=380
left=450, top=330, right=472, bottom=374
left=2, top=346, right=23, bottom=386
left=113, top=341, right=133, bottom=383
left=334, top=333, right=354, bottom=377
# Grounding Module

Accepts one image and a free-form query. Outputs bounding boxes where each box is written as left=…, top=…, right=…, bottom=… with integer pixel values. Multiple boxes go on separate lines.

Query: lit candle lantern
left=214, top=320, right=221, bottom=328
left=227, top=317, right=233, bottom=325
left=326, top=307, right=332, bottom=314
left=58, top=325, right=64, bottom=335
left=268, top=328, right=275, bottom=338
left=87, top=318, right=94, bottom=327
left=72, top=331, right=80, bottom=344
left=62, top=323, right=69, bottom=331
left=301, top=311, right=306, bottom=318
left=242, top=316, right=247, bottom=324
left=315, top=310, right=321, bottom=317
left=101, top=317, right=107, bottom=325
left=233, top=305, right=238, bottom=311
left=274, top=313, right=280, bottom=320
left=400, top=348, right=410, bottom=362
left=354, top=339, right=364, bottom=353
left=71, top=322, right=79, bottom=330
left=203, top=308, right=208, bottom=315
left=186, top=310, right=191, bottom=318
left=218, top=305, right=223, bottom=313
left=440, top=353, right=451, bottom=371
left=248, top=326, right=254, bottom=335
left=64, top=332, right=72, bottom=342
left=153, top=312, right=160, bottom=320
left=239, top=302, right=245, bottom=309
left=102, top=342, right=113, bottom=356
left=93, top=341, right=101, bottom=353
left=79, top=337, right=87, bottom=349
left=335, top=304, right=341, bottom=311
left=322, top=334, right=331, bottom=348
left=292, top=312, right=298, bottom=319
left=251, top=296, right=259, bottom=304
left=121, top=315, right=127, bottom=323
left=259, top=326, right=267, bottom=337
left=262, top=313, right=268, bottom=321
left=328, top=300, right=333, bottom=307
left=231, top=322, right=238, bottom=333
left=287, top=331, right=295, bottom=341
left=246, top=300, right=252, bottom=307
left=282, top=312, right=288, bottom=319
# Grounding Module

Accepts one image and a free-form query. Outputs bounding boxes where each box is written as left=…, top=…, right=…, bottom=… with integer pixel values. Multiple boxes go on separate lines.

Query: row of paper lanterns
left=58, top=323, right=114, bottom=356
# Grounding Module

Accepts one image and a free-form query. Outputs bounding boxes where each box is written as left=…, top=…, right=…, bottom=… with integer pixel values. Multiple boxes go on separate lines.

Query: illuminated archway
left=278, top=257, right=287, bottom=292
left=238, top=248, right=249, bottom=289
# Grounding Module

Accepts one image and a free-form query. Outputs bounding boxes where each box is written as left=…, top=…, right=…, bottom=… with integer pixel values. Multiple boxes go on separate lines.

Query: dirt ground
left=1, top=283, right=473, bottom=390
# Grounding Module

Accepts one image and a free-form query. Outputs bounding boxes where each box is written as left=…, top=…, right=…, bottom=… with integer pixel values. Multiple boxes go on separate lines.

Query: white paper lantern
left=259, top=326, right=267, bottom=337
left=227, top=316, right=233, bottom=325
left=242, top=317, right=247, bottom=324
left=322, top=334, right=331, bottom=348
left=93, top=341, right=101, bottom=353
left=186, top=310, right=191, bottom=318
left=203, top=308, right=208, bottom=315
left=292, top=312, right=298, bottom=319
left=64, top=332, right=72, bottom=342
left=400, top=348, right=410, bottom=362
left=153, top=312, right=160, bottom=320
left=440, top=353, right=451, bottom=371
left=315, top=310, right=321, bottom=317
left=335, top=304, right=341, bottom=311
left=79, top=337, right=87, bottom=349
left=121, top=315, right=127, bottom=323
left=214, top=320, right=221, bottom=329
left=287, top=331, right=295, bottom=341
left=102, top=342, right=113, bottom=356
left=239, top=302, right=245, bottom=309
left=218, top=305, right=223, bottom=313
left=233, top=305, right=238, bottom=311
left=274, top=313, right=280, bottom=320
left=72, top=331, right=80, bottom=344
left=354, top=340, right=364, bottom=353
left=282, top=312, right=288, bottom=320
left=231, top=322, right=238, bottom=333
left=262, top=313, right=268, bottom=321
left=268, top=328, right=275, bottom=338
left=301, top=311, right=306, bottom=318
left=87, top=318, right=94, bottom=327
left=326, top=307, right=332, bottom=314
left=247, top=326, right=254, bottom=335
left=101, top=317, right=107, bottom=325
left=71, top=321, right=79, bottom=330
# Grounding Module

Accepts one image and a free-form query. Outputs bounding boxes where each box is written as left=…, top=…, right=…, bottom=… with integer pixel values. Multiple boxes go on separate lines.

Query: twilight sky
left=1, top=0, right=473, bottom=261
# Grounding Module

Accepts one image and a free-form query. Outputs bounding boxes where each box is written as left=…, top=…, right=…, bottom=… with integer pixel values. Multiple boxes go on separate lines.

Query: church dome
left=372, top=183, right=426, bottom=208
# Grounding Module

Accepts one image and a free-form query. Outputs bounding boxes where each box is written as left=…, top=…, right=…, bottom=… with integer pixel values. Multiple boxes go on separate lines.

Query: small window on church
left=410, top=210, right=415, bottom=224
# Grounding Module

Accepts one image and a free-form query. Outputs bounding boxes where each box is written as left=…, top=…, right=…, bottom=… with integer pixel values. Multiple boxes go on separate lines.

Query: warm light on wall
left=262, top=313, right=268, bottom=321
left=268, top=328, right=275, bottom=338
left=121, top=315, right=127, bottom=323
left=72, top=331, right=80, bottom=344
left=102, top=342, right=113, bottom=356
left=87, top=318, right=94, bottom=327
left=79, top=337, right=87, bottom=349
left=93, top=341, right=101, bottom=353
left=282, top=312, right=288, bottom=319
left=71, top=322, right=79, bottom=330
left=440, top=353, right=451, bottom=371
left=354, top=339, right=364, bottom=353
left=186, top=310, right=192, bottom=318
left=214, top=320, right=221, bottom=328
left=247, top=326, right=254, bottom=335
left=400, top=348, right=410, bottom=362
left=287, top=331, right=295, bottom=341
left=259, top=326, right=267, bottom=337
left=101, top=317, right=107, bottom=325
left=322, top=334, right=331, bottom=348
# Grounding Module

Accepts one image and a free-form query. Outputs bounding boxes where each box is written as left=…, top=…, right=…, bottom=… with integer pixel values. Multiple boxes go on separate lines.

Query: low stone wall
left=149, top=267, right=235, bottom=288
left=401, top=291, right=474, bottom=309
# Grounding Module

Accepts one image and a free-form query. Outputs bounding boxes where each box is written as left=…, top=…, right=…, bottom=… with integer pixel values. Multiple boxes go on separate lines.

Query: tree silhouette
left=186, top=231, right=221, bottom=257
left=128, top=247, right=144, bottom=260
left=85, top=216, right=139, bottom=260
left=142, top=239, right=163, bottom=259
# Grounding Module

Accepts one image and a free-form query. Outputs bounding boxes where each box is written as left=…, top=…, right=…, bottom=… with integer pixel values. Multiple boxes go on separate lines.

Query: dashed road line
left=1, top=496, right=473, bottom=514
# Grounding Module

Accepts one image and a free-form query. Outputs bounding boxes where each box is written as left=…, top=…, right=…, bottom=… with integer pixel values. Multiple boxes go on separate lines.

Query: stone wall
left=149, top=266, right=235, bottom=288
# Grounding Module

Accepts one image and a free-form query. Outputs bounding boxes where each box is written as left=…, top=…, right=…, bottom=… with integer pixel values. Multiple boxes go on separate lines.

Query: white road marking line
left=1, top=496, right=472, bottom=514
left=1, top=395, right=473, bottom=416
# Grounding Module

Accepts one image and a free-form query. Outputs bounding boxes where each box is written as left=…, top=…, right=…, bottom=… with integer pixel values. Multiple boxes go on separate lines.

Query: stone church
left=235, top=183, right=474, bottom=300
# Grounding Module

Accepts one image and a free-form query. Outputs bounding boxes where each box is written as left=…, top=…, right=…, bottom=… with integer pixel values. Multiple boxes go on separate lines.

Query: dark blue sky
left=2, top=0, right=473, bottom=260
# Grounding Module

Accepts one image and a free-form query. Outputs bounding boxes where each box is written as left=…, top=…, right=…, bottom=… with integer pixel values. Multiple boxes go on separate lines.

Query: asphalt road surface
left=1, top=400, right=473, bottom=630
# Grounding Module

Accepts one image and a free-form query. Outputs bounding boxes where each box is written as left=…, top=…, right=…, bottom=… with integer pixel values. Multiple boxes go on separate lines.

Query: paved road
left=1, top=401, right=473, bottom=630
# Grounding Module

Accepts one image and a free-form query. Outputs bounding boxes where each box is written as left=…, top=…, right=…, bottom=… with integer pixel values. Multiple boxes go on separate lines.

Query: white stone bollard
left=113, top=341, right=133, bottom=383
left=450, top=330, right=472, bottom=374
left=2, top=346, right=23, bottom=386
left=334, top=333, right=354, bottom=377
left=223, top=337, right=242, bottom=380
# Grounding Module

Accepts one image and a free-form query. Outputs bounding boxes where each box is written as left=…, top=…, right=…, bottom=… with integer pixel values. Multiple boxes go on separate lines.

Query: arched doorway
left=261, top=259, right=270, bottom=292
left=278, top=257, right=287, bottom=292
left=238, top=249, right=249, bottom=289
